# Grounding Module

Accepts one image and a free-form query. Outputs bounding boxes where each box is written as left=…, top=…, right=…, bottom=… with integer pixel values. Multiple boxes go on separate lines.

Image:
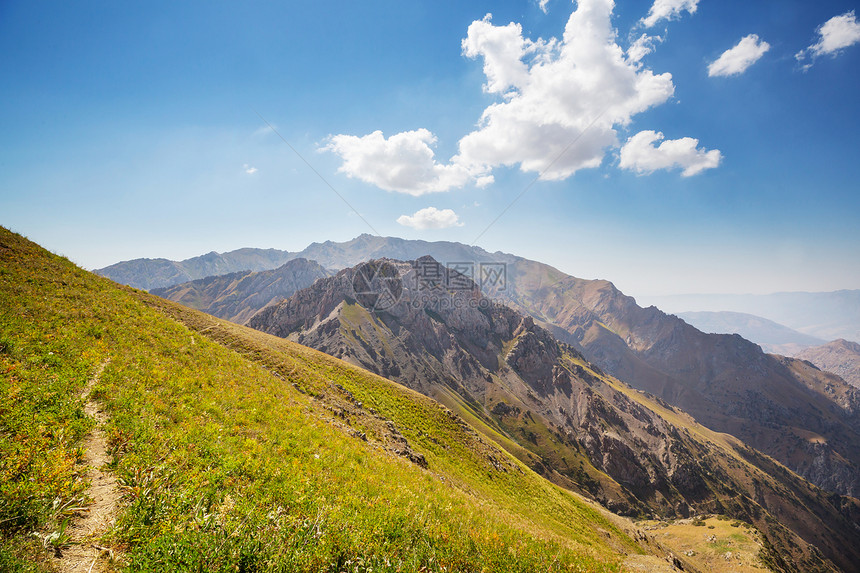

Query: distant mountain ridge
left=95, top=247, right=297, bottom=291
left=797, top=339, right=860, bottom=389
left=295, top=234, right=515, bottom=270
left=676, top=310, right=827, bottom=355
left=95, top=234, right=514, bottom=291
left=642, top=291, right=860, bottom=343
left=150, top=258, right=330, bottom=324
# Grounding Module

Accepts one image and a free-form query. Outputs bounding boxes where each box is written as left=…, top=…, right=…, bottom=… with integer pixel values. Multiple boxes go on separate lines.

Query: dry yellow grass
left=638, top=516, right=766, bottom=572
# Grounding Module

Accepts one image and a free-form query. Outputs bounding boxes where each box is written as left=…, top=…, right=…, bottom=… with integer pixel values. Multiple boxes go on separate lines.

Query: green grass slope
left=0, top=227, right=649, bottom=572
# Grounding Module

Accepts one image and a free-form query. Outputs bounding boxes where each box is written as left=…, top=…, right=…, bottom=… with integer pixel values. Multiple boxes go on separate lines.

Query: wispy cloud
left=619, top=130, right=721, bottom=177
left=253, top=124, right=278, bottom=138
left=243, top=163, right=258, bottom=175
left=627, top=33, right=663, bottom=63
left=796, top=11, right=860, bottom=69
left=708, top=34, right=770, bottom=77
left=397, top=207, right=464, bottom=230
left=640, top=0, right=698, bottom=29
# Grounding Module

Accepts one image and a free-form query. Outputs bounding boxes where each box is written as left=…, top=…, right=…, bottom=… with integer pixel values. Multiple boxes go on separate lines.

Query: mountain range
left=676, top=311, right=827, bottom=355
left=17, top=226, right=860, bottom=570
left=94, top=234, right=513, bottom=291
left=642, top=291, right=860, bottom=344
left=95, top=239, right=860, bottom=351
left=94, top=247, right=298, bottom=291
left=92, top=233, right=860, bottom=571
left=142, top=234, right=860, bottom=498
left=7, top=226, right=707, bottom=573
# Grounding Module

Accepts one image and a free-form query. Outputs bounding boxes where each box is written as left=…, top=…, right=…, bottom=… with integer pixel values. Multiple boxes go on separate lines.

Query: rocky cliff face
left=495, top=270, right=860, bottom=499
left=249, top=257, right=860, bottom=573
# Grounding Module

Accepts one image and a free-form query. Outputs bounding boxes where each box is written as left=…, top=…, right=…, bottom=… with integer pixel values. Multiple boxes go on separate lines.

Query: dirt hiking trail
left=56, top=360, right=121, bottom=573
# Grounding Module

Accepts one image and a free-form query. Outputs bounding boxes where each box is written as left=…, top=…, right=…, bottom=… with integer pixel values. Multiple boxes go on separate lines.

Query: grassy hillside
left=0, top=227, right=652, bottom=572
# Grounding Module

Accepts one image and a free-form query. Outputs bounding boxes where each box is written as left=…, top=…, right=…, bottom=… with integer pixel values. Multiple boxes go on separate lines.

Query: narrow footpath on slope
left=57, top=359, right=121, bottom=573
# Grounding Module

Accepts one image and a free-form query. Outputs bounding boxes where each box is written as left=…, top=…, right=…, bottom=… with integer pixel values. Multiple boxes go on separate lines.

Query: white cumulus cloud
left=708, top=34, right=770, bottom=77
left=619, top=130, right=722, bottom=177
left=796, top=11, right=860, bottom=67
left=455, top=1, right=679, bottom=181
left=538, top=0, right=550, bottom=15
left=396, top=207, right=464, bottom=230
left=461, top=15, right=543, bottom=96
left=323, top=129, right=473, bottom=196
left=641, top=0, right=698, bottom=28
left=324, top=0, right=718, bottom=191
left=244, top=164, right=258, bottom=175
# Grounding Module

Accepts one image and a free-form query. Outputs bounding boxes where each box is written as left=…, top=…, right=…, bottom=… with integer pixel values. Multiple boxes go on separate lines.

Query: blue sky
left=2, top=0, right=859, bottom=298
